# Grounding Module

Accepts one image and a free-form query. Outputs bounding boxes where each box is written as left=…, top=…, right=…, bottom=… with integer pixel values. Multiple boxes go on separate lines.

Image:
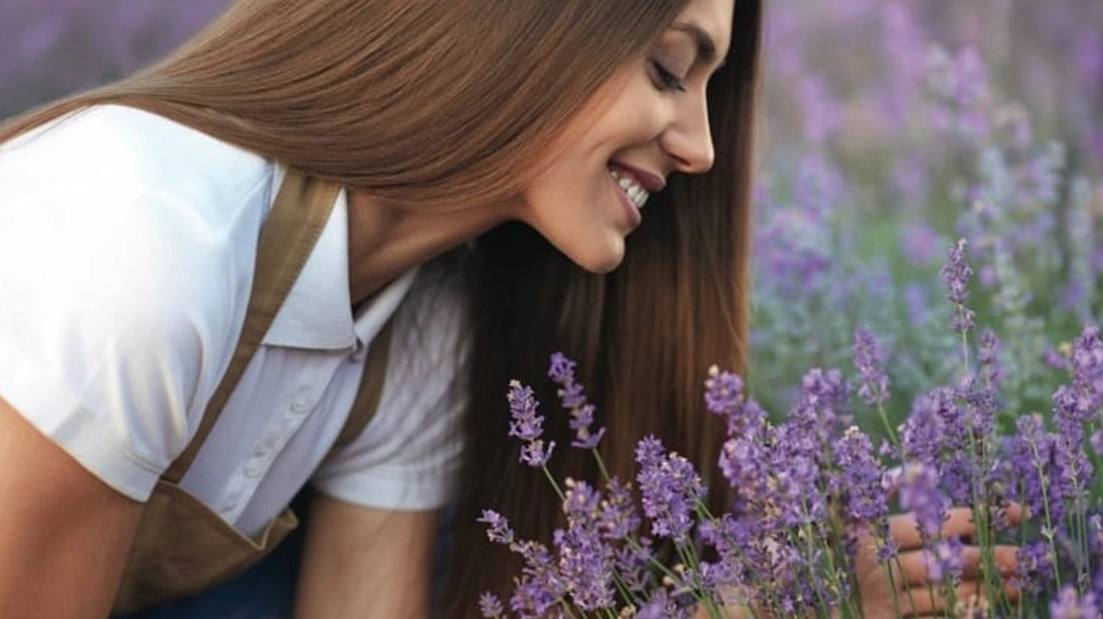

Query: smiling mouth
left=608, top=166, right=651, bottom=210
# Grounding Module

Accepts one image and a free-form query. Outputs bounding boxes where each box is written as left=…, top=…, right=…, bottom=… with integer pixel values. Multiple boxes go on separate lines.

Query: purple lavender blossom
left=637, top=589, right=694, bottom=619
left=598, top=478, right=640, bottom=541
left=833, top=426, right=889, bottom=523
left=789, top=367, right=851, bottom=446
left=546, top=353, right=606, bottom=449
left=923, top=537, right=965, bottom=584
left=614, top=537, right=655, bottom=593
left=519, top=440, right=555, bottom=468
left=705, top=365, right=767, bottom=439
left=635, top=436, right=705, bottom=544
left=509, top=540, right=567, bottom=618
left=479, top=509, right=516, bottom=545
left=478, top=592, right=504, bottom=618
left=507, top=380, right=555, bottom=467
left=1002, top=414, right=1065, bottom=525
left=1049, top=326, right=1102, bottom=504
left=940, top=238, right=976, bottom=335
left=898, top=464, right=948, bottom=538
left=1050, top=585, right=1099, bottom=618
left=1016, top=540, right=1056, bottom=595
left=555, top=479, right=615, bottom=610
left=508, top=380, right=544, bottom=442
left=977, top=329, right=1003, bottom=394
left=853, top=328, right=890, bottom=407
left=1045, top=345, right=1073, bottom=372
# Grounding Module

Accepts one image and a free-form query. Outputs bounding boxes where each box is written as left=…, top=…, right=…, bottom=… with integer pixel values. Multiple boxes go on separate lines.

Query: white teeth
left=609, top=168, right=650, bottom=209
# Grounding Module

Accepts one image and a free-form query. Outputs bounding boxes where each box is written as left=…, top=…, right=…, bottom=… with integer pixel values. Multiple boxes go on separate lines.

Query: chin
left=565, top=239, right=626, bottom=274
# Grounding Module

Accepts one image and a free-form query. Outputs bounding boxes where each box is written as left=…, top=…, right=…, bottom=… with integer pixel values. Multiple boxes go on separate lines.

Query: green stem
left=1029, top=440, right=1064, bottom=591
left=541, top=464, right=565, bottom=502
left=591, top=448, right=611, bottom=483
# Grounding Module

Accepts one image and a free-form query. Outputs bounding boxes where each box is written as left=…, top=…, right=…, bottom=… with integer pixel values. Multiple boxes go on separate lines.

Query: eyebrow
left=669, top=21, right=723, bottom=67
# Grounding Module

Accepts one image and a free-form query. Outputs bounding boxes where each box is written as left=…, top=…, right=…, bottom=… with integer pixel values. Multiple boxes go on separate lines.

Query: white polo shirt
left=0, top=105, right=468, bottom=536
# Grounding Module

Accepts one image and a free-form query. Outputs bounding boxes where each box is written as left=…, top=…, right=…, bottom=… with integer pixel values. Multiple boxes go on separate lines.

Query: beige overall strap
left=163, top=169, right=341, bottom=483
left=330, top=318, right=394, bottom=451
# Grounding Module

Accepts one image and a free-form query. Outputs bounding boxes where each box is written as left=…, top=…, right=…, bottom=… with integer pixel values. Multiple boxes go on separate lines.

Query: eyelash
left=650, top=60, right=687, bottom=93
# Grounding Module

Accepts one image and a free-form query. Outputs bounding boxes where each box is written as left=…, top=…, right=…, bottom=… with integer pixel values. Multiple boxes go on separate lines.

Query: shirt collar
left=262, top=183, right=418, bottom=350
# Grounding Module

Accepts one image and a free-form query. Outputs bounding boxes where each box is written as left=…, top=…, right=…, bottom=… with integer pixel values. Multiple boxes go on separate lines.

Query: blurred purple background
left=0, top=0, right=229, bottom=118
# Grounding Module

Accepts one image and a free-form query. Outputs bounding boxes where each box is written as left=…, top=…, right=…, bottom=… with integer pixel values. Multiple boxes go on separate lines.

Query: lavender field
left=2, top=0, right=1102, bottom=616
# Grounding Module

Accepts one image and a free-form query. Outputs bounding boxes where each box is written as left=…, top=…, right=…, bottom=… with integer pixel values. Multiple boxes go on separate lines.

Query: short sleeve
left=0, top=183, right=246, bottom=501
left=311, top=259, right=470, bottom=511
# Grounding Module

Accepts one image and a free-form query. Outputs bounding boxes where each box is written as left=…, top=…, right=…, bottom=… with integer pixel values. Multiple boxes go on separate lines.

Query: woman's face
left=516, top=0, right=735, bottom=273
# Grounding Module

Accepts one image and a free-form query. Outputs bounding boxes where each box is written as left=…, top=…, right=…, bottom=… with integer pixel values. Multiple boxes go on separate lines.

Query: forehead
left=672, top=0, right=735, bottom=59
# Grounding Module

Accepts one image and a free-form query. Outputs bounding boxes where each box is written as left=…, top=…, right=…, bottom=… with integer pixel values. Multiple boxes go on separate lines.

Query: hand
left=853, top=504, right=1023, bottom=617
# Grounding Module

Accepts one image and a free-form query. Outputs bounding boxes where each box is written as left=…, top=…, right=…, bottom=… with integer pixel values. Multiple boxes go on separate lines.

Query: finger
left=899, top=581, right=1019, bottom=617
left=893, top=546, right=1019, bottom=587
left=890, top=507, right=978, bottom=550
left=997, top=501, right=1026, bottom=528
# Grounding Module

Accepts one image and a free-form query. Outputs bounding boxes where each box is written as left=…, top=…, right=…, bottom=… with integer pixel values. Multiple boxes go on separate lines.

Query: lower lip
left=612, top=177, right=643, bottom=229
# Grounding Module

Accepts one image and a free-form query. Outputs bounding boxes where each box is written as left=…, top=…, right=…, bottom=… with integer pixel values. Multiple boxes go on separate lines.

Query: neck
left=345, top=190, right=511, bottom=305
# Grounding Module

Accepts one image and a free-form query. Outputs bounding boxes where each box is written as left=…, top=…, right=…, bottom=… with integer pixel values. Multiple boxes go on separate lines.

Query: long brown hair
left=444, top=0, right=763, bottom=615
left=1, top=0, right=762, bottom=614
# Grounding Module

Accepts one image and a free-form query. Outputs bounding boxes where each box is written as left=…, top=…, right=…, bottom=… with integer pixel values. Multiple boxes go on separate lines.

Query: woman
left=0, top=0, right=1014, bottom=617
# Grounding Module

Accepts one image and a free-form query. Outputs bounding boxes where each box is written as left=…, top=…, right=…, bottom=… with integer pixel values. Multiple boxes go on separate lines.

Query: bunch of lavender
left=478, top=240, right=1103, bottom=618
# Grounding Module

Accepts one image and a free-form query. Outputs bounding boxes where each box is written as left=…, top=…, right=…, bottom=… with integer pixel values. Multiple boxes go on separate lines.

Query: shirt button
left=244, top=458, right=265, bottom=478
left=290, top=388, right=313, bottom=413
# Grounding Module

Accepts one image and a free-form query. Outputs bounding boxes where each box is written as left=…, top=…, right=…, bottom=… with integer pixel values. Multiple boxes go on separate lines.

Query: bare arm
left=0, top=396, right=143, bottom=619
left=294, top=493, right=440, bottom=618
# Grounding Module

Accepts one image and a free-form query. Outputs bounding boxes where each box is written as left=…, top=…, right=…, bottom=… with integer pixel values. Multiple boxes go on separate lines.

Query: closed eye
left=649, top=60, right=687, bottom=93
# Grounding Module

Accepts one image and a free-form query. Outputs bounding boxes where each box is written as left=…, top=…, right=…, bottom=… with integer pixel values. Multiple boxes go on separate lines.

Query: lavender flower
left=509, top=540, right=566, bottom=618
left=479, top=509, right=515, bottom=545
left=614, top=537, right=655, bottom=592
left=598, top=477, right=640, bottom=540
left=478, top=592, right=504, bottom=618
left=923, top=536, right=965, bottom=584
left=833, top=426, right=889, bottom=523
left=899, top=463, right=948, bottom=538
left=1016, top=539, right=1056, bottom=595
left=555, top=479, right=615, bottom=610
left=547, top=353, right=606, bottom=449
left=1050, top=585, right=1099, bottom=618
left=788, top=367, right=851, bottom=448
left=635, top=436, right=705, bottom=544
left=1002, top=414, right=1065, bottom=525
left=941, top=238, right=976, bottom=335
left=853, top=328, right=890, bottom=407
left=508, top=380, right=555, bottom=467
left=977, top=328, right=1003, bottom=395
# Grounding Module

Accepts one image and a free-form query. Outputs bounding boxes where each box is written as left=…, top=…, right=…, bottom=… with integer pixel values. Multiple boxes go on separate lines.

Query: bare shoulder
left=0, top=396, right=143, bottom=618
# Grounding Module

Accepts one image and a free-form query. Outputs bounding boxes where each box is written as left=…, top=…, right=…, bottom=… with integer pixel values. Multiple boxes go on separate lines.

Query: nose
left=660, top=95, right=715, bottom=175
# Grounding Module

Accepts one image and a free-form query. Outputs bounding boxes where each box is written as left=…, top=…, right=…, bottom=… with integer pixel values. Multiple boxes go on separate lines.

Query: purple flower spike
left=555, top=480, right=615, bottom=611
left=1050, top=585, right=1099, bottom=619
left=478, top=509, right=515, bottom=545
left=598, top=478, right=640, bottom=541
left=853, top=328, right=890, bottom=407
left=705, top=365, right=746, bottom=417
left=479, top=592, right=504, bottom=618
left=508, top=380, right=544, bottom=442
left=520, top=439, right=555, bottom=468
left=507, top=380, right=556, bottom=468
left=635, top=436, right=706, bottom=544
left=833, top=426, right=889, bottom=522
left=899, top=464, right=948, bottom=538
left=547, top=353, right=606, bottom=450
left=940, top=238, right=976, bottom=334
